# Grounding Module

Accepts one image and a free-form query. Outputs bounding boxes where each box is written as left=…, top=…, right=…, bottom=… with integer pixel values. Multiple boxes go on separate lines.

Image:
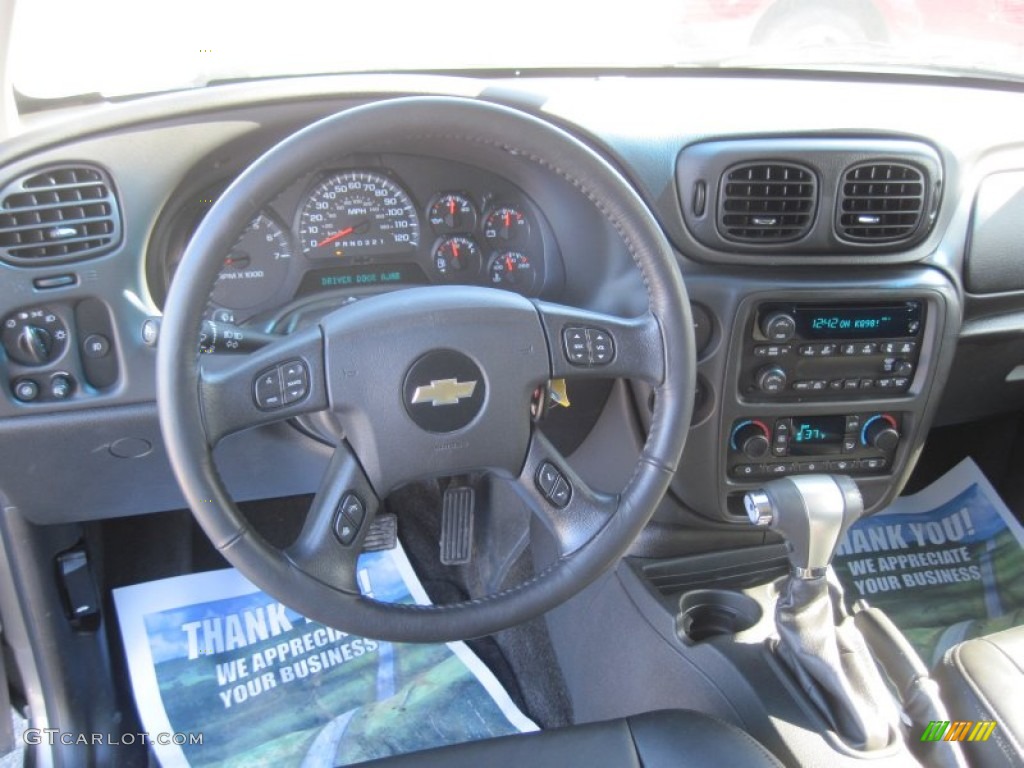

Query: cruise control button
left=254, top=369, right=283, bottom=410
left=280, top=360, right=309, bottom=404
left=333, top=493, right=365, bottom=546
left=536, top=462, right=561, bottom=496
left=548, top=478, right=572, bottom=508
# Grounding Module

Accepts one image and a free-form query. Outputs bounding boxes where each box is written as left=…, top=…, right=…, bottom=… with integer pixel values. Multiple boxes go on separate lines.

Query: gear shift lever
left=744, top=474, right=863, bottom=577
left=744, top=475, right=898, bottom=751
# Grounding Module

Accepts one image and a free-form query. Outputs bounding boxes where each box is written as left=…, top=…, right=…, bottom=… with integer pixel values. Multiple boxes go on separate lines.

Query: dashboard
left=1, top=72, right=1024, bottom=533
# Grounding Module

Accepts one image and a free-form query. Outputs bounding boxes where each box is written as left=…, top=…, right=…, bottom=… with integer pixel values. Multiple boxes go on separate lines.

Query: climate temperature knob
left=862, top=414, right=900, bottom=452
left=730, top=420, right=771, bottom=459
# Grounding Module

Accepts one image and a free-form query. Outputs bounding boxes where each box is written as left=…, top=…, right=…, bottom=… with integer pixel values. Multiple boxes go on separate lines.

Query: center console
left=655, top=268, right=960, bottom=525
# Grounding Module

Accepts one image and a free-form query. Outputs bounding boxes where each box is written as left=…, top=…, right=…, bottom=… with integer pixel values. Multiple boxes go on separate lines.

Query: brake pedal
left=440, top=486, right=475, bottom=565
left=361, top=512, right=397, bottom=552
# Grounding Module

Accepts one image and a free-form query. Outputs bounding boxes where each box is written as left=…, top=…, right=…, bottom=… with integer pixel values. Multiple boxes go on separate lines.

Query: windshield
left=12, top=0, right=1024, bottom=99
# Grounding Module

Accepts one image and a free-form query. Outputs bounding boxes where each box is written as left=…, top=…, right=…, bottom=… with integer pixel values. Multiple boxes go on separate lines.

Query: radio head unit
left=741, top=300, right=924, bottom=401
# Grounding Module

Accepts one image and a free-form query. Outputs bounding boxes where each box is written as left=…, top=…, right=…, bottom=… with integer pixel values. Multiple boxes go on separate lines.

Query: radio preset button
left=792, top=380, right=811, bottom=391
left=893, top=377, right=910, bottom=389
left=843, top=379, right=861, bottom=390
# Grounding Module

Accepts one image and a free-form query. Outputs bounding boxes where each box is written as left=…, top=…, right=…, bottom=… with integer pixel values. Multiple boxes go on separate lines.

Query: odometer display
left=298, top=171, right=420, bottom=260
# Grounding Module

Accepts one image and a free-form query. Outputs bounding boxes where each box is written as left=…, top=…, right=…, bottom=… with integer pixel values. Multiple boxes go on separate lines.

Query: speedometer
left=298, top=170, right=420, bottom=260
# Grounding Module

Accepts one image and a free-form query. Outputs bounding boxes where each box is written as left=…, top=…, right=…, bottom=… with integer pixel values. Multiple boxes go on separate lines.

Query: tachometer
left=210, top=212, right=293, bottom=310
left=298, top=170, right=420, bottom=260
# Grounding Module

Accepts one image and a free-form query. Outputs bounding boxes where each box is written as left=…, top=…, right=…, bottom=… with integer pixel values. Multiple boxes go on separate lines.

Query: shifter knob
left=744, top=475, right=863, bottom=578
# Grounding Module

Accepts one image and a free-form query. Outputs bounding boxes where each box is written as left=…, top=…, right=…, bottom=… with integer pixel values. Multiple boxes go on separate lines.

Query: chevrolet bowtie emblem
left=410, top=378, right=478, bottom=407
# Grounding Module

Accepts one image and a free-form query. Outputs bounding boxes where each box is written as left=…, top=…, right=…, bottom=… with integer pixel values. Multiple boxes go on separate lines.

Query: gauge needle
left=505, top=254, right=515, bottom=272
left=451, top=240, right=460, bottom=265
left=316, top=225, right=356, bottom=248
left=504, top=211, right=511, bottom=229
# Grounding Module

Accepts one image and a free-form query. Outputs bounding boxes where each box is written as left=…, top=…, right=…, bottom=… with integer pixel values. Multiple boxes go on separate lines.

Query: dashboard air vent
left=719, top=163, right=816, bottom=242
left=0, top=164, right=121, bottom=265
left=837, top=162, right=925, bottom=243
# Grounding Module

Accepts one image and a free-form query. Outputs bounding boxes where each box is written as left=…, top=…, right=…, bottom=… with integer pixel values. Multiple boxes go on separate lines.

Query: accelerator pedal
left=440, top=486, right=475, bottom=566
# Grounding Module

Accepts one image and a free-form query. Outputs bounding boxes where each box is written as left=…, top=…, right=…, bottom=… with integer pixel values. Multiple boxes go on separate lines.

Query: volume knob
left=761, top=312, right=796, bottom=342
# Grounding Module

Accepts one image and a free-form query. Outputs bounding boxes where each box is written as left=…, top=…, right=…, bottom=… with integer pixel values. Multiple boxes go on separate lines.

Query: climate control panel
left=727, top=412, right=902, bottom=480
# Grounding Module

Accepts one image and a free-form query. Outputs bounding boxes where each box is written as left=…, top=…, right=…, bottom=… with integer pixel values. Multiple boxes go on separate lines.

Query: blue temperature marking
left=730, top=420, right=753, bottom=451
left=861, top=415, right=883, bottom=446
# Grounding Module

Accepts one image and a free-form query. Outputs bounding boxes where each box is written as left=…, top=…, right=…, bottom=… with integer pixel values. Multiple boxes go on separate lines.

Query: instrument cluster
left=159, top=156, right=557, bottom=324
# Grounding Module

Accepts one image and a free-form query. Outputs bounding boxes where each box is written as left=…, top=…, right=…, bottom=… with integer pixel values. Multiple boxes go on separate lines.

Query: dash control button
left=13, top=379, right=38, bottom=402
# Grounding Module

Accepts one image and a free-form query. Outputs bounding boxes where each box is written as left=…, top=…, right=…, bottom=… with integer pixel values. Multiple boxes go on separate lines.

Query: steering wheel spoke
left=284, top=441, right=379, bottom=595
left=535, top=301, right=665, bottom=384
left=198, top=325, right=328, bottom=444
left=513, top=428, right=619, bottom=557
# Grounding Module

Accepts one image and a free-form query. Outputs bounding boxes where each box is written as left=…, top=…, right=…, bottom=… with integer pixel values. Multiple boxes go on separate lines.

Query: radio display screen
left=794, top=303, right=921, bottom=339
left=790, top=416, right=846, bottom=455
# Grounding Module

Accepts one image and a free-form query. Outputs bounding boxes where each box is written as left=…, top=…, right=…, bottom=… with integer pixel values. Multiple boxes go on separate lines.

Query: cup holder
left=677, top=589, right=762, bottom=643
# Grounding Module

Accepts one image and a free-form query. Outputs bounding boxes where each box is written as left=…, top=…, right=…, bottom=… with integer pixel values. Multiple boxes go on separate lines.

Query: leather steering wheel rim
left=157, top=96, right=696, bottom=642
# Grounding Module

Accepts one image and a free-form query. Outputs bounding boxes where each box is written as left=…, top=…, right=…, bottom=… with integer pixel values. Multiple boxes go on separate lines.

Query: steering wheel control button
left=281, top=360, right=310, bottom=404
left=562, top=326, right=615, bottom=366
left=333, top=493, right=366, bottom=546
left=536, top=462, right=561, bottom=495
left=403, top=350, right=485, bottom=433
left=253, top=367, right=283, bottom=410
left=563, top=327, right=589, bottom=363
left=535, top=462, right=572, bottom=507
left=13, top=379, right=39, bottom=402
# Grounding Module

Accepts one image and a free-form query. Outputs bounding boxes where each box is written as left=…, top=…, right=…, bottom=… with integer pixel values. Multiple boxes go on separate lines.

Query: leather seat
left=350, top=709, right=783, bottom=767
left=936, top=626, right=1024, bottom=768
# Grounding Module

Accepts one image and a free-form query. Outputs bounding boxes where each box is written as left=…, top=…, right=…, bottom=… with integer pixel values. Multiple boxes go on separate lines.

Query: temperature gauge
left=483, top=206, right=530, bottom=245
left=432, top=236, right=482, bottom=278
left=428, top=193, right=477, bottom=234
left=488, top=251, right=535, bottom=293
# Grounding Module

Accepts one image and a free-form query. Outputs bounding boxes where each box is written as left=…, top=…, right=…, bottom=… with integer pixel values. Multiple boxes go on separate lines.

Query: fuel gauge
left=432, top=235, right=482, bottom=279
left=488, top=251, right=535, bottom=293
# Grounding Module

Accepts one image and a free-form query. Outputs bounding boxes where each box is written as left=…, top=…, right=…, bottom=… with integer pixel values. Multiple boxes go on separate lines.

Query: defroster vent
left=719, top=163, right=816, bottom=242
left=837, top=162, right=925, bottom=243
left=0, top=164, right=121, bottom=265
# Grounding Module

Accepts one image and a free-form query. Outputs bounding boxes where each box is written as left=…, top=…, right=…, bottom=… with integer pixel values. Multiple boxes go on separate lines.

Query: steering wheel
left=157, top=96, right=696, bottom=643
